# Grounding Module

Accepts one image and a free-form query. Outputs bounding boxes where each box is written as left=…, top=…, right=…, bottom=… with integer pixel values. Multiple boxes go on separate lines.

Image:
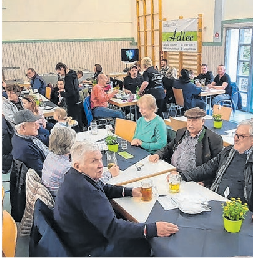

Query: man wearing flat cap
left=11, top=109, right=49, bottom=177
left=150, top=107, right=223, bottom=186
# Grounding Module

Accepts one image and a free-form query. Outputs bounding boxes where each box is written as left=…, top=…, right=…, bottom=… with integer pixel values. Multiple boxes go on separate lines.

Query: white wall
left=2, top=0, right=136, bottom=41
left=224, top=0, right=253, bottom=20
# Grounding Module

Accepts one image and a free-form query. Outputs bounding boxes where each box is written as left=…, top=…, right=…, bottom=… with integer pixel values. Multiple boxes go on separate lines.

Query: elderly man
left=54, top=141, right=179, bottom=257
left=194, top=63, right=214, bottom=86
left=123, top=65, right=143, bottom=94
left=12, top=110, right=49, bottom=177
left=178, top=119, right=253, bottom=212
left=208, top=64, right=232, bottom=105
left=150, top=107, right=223, bottom=186
left=2, top=84, right=23, bottom=125
left=26, top=68, right=46, bottom=96
left=91, top=73, right=124, bottom=119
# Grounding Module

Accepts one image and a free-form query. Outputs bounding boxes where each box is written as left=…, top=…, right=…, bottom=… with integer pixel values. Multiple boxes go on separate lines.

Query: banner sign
left=162, top=18, right=198, bottom=52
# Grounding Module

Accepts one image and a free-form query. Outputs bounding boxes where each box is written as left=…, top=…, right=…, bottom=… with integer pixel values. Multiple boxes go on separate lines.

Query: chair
left=114, top=118, right=136, bottom=142
left=19, top=169, right=55, bottom=237
left=45, top=87, right=51, bottom=99
left=172, top=87, right=184, bottom=116
left=29, top=199, right=72, bottom=257
left=169, top=117, right=187, bottom=131
left=212, top=104, right=232, bottom=121
left=2, top=210, right=17, bottom=257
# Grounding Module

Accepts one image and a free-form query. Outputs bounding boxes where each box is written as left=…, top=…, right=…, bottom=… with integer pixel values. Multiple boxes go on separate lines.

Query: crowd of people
left=2, top=58, right=253, bottom=257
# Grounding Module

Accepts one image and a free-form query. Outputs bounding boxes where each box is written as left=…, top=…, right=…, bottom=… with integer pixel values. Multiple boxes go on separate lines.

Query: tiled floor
left=2, top=109, right=253, bottom=257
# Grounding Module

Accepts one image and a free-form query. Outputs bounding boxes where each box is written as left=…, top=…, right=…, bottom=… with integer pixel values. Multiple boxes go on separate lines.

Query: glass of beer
left=106, top=151, right=118, bottom=169
left=168, top=171, right=181, bottom=193
left=141, top=179, right=153, bottom=202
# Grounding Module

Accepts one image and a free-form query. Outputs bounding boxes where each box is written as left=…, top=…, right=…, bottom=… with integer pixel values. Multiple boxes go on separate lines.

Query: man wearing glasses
left=179, top=119, right=253, bottom=212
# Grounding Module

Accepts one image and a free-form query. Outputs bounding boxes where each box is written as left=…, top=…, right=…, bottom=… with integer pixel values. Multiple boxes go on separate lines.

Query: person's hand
left=156, top=222, right=179, bottom=237
left=113, top=89, right=119, bottom=95
left=166, top=170, right=178, bottom=182
left=108, top=164, right=119, bottom=177
left=131, top=139, right=142, bottom=146
left=132, top=187, right=142, bottom=197
left=124, top=89, right=131, bottom=94
left=198, top=182, right=204, bottom=186
left=149, top=154, right=159, bottom=163
left=195, top=82, right=201, bottom=87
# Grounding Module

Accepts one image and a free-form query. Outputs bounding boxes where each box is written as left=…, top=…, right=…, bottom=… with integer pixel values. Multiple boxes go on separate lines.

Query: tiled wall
left=2, top=40, right=134, bottom=81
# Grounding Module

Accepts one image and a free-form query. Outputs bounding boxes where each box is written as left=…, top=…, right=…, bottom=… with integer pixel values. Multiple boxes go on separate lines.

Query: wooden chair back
left=169, top=117, right=187, bottom=131
left=45, top=87, right=51, bottom=100
left=115, top=118, right=136, bottom=142
left=212, top=104, right=232, bottom=121
left=172, top=87, right=184, bottom=107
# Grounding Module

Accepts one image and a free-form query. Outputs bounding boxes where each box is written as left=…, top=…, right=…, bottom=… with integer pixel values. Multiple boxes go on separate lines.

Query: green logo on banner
left=162, top=30, right=197, bottom=42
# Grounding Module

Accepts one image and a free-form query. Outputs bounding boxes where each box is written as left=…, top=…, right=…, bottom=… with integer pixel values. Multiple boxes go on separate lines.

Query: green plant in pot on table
left=105, top=135, right=119, bottom=152
left=222, top=198, right=249, bottom=233
left=213, top=114, right=222, bottom=129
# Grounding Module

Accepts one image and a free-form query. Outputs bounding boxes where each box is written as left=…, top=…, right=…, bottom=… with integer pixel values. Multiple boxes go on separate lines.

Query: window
left=225, top=27, right=253, bottom=112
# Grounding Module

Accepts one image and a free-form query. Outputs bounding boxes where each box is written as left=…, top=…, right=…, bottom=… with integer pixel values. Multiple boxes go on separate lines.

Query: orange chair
left=114, top=118, right=136, bottom=142
left=212, top=104, right=232, bottom=121
left=45, top=87, right=52, bottom=100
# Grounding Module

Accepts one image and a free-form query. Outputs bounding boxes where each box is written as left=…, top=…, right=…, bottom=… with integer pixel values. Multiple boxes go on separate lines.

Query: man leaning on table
left=54, top=141, right=179, bottom=257
left=174, top=119, right=253, bottom=213
left=91, top=74, right=125, bottom=119
left=208, top=64, right=232, bottom=106
left=149, top=107, right=223, bottom=187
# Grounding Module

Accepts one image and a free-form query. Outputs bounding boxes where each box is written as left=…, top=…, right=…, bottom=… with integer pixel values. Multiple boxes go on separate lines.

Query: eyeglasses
left=234, top=133, right=252, bottom=140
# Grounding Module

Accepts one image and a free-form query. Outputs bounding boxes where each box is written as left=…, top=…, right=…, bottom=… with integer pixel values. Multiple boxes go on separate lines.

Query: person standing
left=55, top=62, right=82, bottom=132
left=139, top=57, right=166, bottom=118
left=26, top=68, right=46, bottom=96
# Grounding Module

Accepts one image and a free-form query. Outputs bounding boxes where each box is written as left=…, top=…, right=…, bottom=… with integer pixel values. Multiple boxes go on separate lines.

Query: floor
left=2, top=109, right=253, bottom=257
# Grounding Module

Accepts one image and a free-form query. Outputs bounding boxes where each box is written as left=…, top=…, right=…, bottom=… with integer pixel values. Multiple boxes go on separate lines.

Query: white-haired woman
left=131, top=94, right=167, bottom=154
left=138, top=57, right=166, bottom=118
left=42, top=127, right=76, bottom=197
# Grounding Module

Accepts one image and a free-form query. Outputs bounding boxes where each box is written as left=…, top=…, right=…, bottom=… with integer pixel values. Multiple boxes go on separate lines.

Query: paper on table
left=118, top=151, right=134, bottom=159
left=158, top=196, right=178, bottom=210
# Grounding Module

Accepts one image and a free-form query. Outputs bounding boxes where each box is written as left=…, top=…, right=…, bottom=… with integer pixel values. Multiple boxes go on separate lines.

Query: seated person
left=150, top=107, right=223, bottom=186
left=131, top=94, right=167, bottom=154
left=52, top=107, right=73, bottom=129
left=208, top=64, right=232, bottom=105
left=2, top=80, right=8, bottom=98
left=26, top=68, right=46, bottom=96
left=188, top=70, right=195, bottom=83
left=77, top=70, right=85, bottom=84
left=42, top=127, right=76, bottom=197
left=22, top=95, right=49, bottom=146
left=2, top=84, right=23, bottom=125
left=174, top=69, right=206, bottom=110
left=50, top=79, right=66, bottom=108
left=134, top=61, right=142, bottom=76
left=91, top=74, right=124, bottom=119
left=194, top=63, right=214, bottom=86
left=123, top=65, right=143, bottom=94
left=53, top=140, right=179, bottom=257
left=162, top=67, right=177, bottom=105
left=12, top=110, right=49, bottom=177
left=93, top=64, right=103, bottom=82
left=176, top=119, right=253, bottom=212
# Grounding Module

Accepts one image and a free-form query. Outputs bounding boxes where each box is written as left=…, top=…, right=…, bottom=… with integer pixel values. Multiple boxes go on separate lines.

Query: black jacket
left=195, top=71, right=214, bottom=85
left=2, top=115, right=14, bottom=173
left=157, top=126, right=223, bottom=167
left=64, top=70, right=80, bottom=105
left=181, top=145, right=253, bottom=212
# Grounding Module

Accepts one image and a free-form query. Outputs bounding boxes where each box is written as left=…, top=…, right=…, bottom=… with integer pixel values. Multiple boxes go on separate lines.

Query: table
left=109, top=98, right=138, bottom=121
left=164, top=116, right=237, bottom=146
left=111, top=174, right=253, bottom=257
left=199, top=89, right=225, bottom=115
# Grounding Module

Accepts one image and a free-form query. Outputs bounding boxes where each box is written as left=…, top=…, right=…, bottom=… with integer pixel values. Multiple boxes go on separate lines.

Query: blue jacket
left=54, top=168, right=157, bottom=257
left=31, top=74, right=46, bottom=96
left=11, top=134, right=46, bottom=177
left=174, top=79, right=202, bottom=109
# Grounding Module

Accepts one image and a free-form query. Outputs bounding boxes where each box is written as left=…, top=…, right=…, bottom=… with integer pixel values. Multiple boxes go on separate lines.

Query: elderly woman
left=42, top=127, right=76, bottom=197
left=139, top=57, right=165, bottom=118
left=131, top=94, right=167, bottom=154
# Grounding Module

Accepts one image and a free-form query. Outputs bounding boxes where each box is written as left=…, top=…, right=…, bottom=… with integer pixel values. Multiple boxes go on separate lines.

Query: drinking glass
left=120, top=139, right=128, bottom=150
left=88, top=122, right=98, bottom=135
left=106, top=151, right=118, bottom=169
left=141, top=179, right=153, bottom=201
left=167, top=171, right=182, bottom=193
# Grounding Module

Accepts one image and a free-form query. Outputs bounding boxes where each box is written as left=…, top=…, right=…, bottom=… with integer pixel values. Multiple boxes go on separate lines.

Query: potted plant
left=222, top=198, right=249, bottom=233
left=105, top=135, right=119, bottom=152
left=213, top=114, right=223, bottom=129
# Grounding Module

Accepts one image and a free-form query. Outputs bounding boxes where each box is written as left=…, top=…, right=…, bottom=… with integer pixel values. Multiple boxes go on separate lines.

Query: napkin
left=118, top=151, right=134, bottom=159
left=158, top=196, right=178, bottom=210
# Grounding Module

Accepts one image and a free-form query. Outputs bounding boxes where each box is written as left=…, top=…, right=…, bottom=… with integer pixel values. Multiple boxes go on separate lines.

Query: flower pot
left=223, top=217, right=242, bottom=233
left=214, top=120, right=222, bottom=129
left=107, top=144, right=119, bottom=152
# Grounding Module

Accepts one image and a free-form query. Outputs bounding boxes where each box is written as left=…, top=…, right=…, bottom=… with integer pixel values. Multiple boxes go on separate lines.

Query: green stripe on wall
left=2, top=37, right=136, bottom=44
